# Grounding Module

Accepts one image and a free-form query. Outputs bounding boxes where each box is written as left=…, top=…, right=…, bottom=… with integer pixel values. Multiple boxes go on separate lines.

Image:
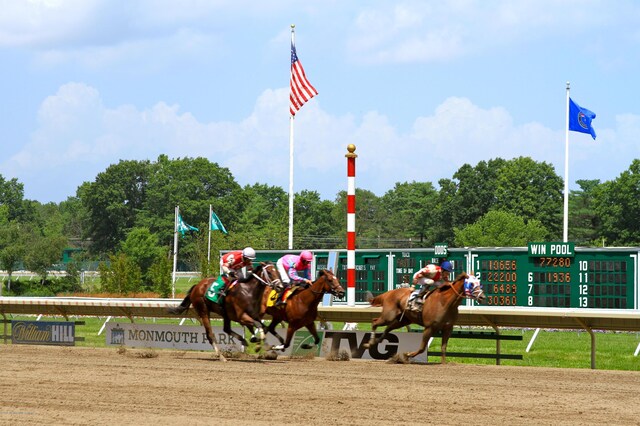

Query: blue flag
left=568, top=98, right=597, bottom=139
left=177, top=214, right=198, bottom=236
left=210, top=211, right=228, bottom=234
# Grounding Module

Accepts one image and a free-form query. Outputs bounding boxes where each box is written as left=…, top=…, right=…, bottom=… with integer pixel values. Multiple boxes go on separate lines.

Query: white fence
left=1, top=296, right=639, bottom=368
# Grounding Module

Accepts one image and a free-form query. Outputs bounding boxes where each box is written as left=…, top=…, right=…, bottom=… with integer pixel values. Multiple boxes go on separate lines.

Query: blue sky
left=2, top=0, right=640, bottom=204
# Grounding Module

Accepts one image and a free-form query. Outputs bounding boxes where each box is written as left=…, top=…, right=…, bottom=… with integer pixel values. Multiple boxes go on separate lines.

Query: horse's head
left=318, top=269, right=345, bottom=298
left=463, top=274, right=485, bottom=303
left=254, top=262, right=283, bottom=289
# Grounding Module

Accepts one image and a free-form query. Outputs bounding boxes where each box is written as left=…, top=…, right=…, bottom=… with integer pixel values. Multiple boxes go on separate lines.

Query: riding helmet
left=242, top=247, right=256, bottom=260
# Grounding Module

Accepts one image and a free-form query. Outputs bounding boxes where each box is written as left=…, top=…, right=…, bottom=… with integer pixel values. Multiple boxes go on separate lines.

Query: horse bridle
left=253, top=264, right=281, bottom=289
left=447, top=275, right=483, bottom=300
left=309, top=273, right=342, bottom=296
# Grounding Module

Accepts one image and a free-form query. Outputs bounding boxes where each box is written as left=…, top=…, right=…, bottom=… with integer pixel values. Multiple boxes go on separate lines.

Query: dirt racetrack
left=1, top=344, right=639, bottom=426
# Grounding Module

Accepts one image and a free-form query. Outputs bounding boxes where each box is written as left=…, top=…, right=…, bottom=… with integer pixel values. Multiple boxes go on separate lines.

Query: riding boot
left=417, top=286, right=428, bottom=302
left=275, top=289, right=286, bottom=306
left=217, top=283, right=228, bottom=297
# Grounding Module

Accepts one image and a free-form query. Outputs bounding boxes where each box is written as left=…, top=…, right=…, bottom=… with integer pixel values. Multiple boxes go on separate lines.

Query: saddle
left=406, top=288, right=435, bottom=312
left=267, top=285, right=303, bottom=308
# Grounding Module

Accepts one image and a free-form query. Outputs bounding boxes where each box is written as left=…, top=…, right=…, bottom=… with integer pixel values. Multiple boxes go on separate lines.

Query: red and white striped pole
left=345, top=144, right=357, bottom=306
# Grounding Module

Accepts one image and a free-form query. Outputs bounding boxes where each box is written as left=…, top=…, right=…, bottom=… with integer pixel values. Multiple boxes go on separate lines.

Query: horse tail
left=367, top=291, right=385, bottom=307
left=365, top=291, right=374, bottom=303
left=167, top=285, right=196, bottom=315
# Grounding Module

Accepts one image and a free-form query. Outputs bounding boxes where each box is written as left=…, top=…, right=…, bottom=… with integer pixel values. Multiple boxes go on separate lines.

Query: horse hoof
left=272, top=344, right=285, bottom=351
left=301, top=343, right=313, bottom=350
left=249, top=336, right=258, bottom=343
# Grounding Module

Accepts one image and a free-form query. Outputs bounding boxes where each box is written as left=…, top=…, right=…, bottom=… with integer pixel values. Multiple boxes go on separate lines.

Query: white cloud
left=0, top=0, right=104, bottom=47
left=4, top=80, right=639, bottom=202
left=347, top=0, right=618, bottom=64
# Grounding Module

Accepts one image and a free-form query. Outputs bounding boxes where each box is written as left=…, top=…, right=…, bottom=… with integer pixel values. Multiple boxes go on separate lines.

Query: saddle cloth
left=266, top=287, right=295, bottom=308
left=205, top=280, right=236, bottom=304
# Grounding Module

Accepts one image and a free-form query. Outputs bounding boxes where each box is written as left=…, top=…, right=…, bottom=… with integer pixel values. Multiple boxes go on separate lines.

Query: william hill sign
left=11, top=320, right=75, bottom=346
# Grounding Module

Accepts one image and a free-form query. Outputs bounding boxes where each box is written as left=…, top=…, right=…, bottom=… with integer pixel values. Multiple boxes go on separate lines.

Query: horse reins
left=445, top=277, right=467, bottom=300
left=252, top=265, right=281, bottom=288
left=446, top=276, right=481, bottom=300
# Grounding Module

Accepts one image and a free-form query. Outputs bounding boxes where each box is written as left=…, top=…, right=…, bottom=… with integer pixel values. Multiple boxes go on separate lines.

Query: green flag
left=177, top=214, right=198, bottom=236
left=210, top=211, right=228, bottom=234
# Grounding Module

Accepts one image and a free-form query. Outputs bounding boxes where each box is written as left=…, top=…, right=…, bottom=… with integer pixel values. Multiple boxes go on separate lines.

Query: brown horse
left=167, top=262, right=282, bottom=360
left=264, top=269, right=345, bottom=352
left=364, top=272, right=485, bottom=363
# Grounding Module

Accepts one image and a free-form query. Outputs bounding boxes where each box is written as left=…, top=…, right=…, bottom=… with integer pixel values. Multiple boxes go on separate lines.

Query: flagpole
left=563, top=82, right=570, bottom=243
left=288, top=24, right=296, bottom=250
left=172, top=205, right=179, bottom=298
left=207, top=204, right=212, bottom=263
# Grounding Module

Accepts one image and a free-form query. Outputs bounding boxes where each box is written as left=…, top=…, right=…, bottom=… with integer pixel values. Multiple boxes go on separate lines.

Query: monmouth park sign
left=106, top=323, right=245, bottom=352
left=106, top=322, right=427, bottom=361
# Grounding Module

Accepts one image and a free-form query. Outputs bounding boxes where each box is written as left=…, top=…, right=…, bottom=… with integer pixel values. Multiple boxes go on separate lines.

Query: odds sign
left=473, top=243, right=633, bottom=309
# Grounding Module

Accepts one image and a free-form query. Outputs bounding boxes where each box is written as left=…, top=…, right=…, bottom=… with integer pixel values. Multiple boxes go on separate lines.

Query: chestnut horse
left=167, top=262, right=282, bottom=361
left=264, top=269, right=345, bottom=352
left=364, top=272, right=485, bottom=363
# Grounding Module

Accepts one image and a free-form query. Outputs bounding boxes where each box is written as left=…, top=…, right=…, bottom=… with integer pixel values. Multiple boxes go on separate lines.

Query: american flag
left=289, top=42, right=317, bottom=116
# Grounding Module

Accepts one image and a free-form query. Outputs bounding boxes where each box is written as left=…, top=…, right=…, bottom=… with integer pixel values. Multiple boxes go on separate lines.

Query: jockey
left=216, top=247, right=256, bottom=297
left=274, top=250, right=313, bottom=306
left=410, top=259, right=453, bottom=304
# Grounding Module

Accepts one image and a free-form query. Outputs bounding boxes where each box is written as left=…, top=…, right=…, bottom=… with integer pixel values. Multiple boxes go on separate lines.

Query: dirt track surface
left=1, top=345, right=639, bottom=426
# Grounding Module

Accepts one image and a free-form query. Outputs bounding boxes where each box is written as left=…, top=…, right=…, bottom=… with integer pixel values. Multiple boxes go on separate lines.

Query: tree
left=333, top=189, right=384, bottom=248
left=120, top=227, right=164, bottom=287
left=98, top=253, right=143, bottom=295
left=82, top=160, right=151, bottom=254
left=593, top=160, right=640, bottom=245
left=23, top=233, right=67, bottom=284
left=293, top=190, right=340, bottom=249
left=140, top=155, right=242, bottom=243
left=148, top=254, right=172, bottom=298
left=493, top=157, right=563, bottom=239
left=450, top=159, right=508, bottom=225
left=0, top=220, right=26, bottom=294
left=454, top=210, right=547, bottom=247
left=568, top=179, right=602, bottom=245
left=59, top=195, right=88, bottom=243
left=0, top=174, right=30, bottom=221
left=233, top=183, right=288, bottom=249
left=380, top=181, right=438, bottom=245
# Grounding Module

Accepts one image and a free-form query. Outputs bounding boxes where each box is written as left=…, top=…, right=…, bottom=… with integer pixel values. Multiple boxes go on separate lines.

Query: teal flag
left=210, top=211, right=228, bottom=234
left=177, top=214, right=198, bottom=236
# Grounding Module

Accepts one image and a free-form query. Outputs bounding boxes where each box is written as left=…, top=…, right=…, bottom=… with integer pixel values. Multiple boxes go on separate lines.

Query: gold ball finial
left=345, top=144, right=357, bottom=158
left=291, top=24, right=295, bottom=29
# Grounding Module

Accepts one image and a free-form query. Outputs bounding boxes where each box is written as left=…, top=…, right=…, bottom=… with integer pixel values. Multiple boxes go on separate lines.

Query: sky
left=2, top=0, right=640, bottom=204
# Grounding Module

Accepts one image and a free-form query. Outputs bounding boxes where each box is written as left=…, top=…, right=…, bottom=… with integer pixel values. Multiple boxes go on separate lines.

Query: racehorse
left=167, top=262, right=282, bottom=361
left=364, top=272, right=485, bottom=364
left=264, top=269, right=345, bottom=352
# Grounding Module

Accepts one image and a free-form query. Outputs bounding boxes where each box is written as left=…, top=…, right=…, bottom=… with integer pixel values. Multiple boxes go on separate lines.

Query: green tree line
left=2, top=154, right=640, bottom=295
